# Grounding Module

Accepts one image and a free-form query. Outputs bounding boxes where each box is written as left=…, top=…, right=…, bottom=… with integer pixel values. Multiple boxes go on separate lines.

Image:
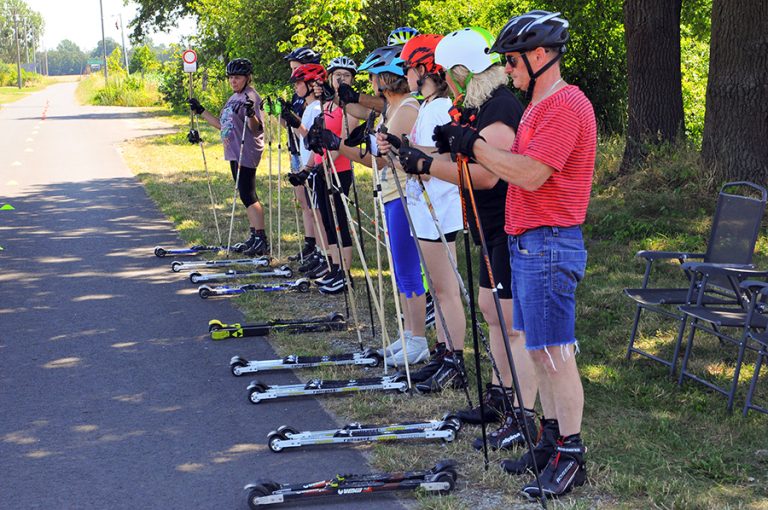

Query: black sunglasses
left=505, top=54, right=523, bottom=67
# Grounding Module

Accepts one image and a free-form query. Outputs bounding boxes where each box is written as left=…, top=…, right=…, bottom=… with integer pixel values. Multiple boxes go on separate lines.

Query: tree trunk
left=701, top=0, right=768, bottom=183
left=621, top=0, right=685, bottom=172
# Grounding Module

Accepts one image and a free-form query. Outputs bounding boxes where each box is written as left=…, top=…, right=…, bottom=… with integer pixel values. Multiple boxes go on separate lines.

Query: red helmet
left=289, top=63, right=327, bottom=84
left=401, top=34, right=444, bottom=75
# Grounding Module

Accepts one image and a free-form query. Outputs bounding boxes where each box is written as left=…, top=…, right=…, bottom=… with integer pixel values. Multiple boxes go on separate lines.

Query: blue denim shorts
left=508, top=226, right=587, bottom=350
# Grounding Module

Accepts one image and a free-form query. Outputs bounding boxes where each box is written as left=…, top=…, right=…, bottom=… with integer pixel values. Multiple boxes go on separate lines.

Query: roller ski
left=247, top=374, right=408, bottom=404
left=266, top=414, right=461, bottom=452
left=208, top=312, right=346, bottom=340
left=153, top=244, right=243, bottom=258
left=230, top=348, right=381, bottom=376
left=198, top=278, right=310, bottom=299
left=170, top=256, right=271, bottom=273
left=244, top=459, right=458, bottom=508
left=189, top=265, right=293, bottom=284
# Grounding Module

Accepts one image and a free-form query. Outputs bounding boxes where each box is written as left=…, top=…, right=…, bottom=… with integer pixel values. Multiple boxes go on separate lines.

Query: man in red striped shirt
left=433, top=10, right=596, bottom=500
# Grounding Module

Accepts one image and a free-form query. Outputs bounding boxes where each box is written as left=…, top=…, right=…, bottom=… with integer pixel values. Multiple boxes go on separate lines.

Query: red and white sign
left=182, top=49, right=197, bottom=73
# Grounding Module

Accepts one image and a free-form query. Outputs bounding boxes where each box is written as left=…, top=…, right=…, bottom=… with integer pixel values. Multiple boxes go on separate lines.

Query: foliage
left=129, top=45, right=160, bottom=75
left=90, top=37, right=119, bottom=60
left=107, top=47, right=126, bottom=76
left=45, top=39, right=86, bottom=76
left=77, top=73, right=162, bottom=107
left=0, top=59, right=41, bottom=86
left=0, top=0, right=43, bottom=65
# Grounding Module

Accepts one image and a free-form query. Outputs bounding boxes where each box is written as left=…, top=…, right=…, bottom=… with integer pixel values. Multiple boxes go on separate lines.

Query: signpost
left=182, top=49, right=198, bottom=73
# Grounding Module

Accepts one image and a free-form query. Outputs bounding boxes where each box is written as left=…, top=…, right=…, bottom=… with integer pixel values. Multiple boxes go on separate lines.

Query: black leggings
left=229, top=161, right=259, bottom=208
left=313, top=169, right=353, bottom=248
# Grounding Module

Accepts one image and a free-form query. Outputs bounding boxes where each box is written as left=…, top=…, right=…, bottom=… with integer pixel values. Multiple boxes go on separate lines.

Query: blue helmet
left=387, top=27, right=419, bottom=46
left=358, top=45, right=405, bottom=76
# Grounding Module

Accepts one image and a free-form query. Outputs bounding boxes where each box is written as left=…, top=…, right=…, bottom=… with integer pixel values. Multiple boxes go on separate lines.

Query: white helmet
left=435, top=27, right=502, bottom=74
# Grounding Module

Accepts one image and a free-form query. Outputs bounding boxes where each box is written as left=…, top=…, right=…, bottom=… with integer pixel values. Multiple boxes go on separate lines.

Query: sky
left=26, top=0, right=196, bottom=52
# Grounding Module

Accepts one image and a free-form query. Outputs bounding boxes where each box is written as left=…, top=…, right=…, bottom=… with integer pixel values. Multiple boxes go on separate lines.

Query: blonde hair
left=450, top=64, right=509, bottom=108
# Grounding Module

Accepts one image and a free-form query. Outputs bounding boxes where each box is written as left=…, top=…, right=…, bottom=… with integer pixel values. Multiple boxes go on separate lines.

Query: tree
left=129, top=0, right=195, bottom=41
left=621, top=0, right=685, bottom=172
left=0, top=0, right=44, bottom=64
left=701, top=0, right=767, bottom=183
left=90, top=37, right=119, bottom=59
left=46, top=39, right=85, bottom=75
left=129, top=45, right=159, bottom=75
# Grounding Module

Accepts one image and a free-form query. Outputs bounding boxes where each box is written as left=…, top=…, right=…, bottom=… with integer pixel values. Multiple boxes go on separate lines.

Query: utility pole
left=13, top=9, right=22, bottom=88
left=99, top=0, right=108, bottom=82
left=118, top=14, right=129, bottom=73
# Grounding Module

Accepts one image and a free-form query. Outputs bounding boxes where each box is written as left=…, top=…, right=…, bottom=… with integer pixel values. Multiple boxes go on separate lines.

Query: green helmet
left=435, top=27, right=501, bottom=74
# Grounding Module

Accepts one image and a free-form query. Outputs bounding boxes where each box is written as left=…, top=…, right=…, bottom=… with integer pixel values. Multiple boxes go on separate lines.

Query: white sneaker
left=385, top=335, right=429, bottom=368
left=378, top=331, right=411, bottom=358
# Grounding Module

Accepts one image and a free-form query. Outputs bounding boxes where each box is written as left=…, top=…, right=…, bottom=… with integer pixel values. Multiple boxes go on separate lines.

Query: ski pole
left=266, top=97, right=274, bottom=258
left=458, top=157, right=546, bottom=506
left=225, top=107, right=249, bottom=258
left=381, top=128, right=473, bottom=408
left=275, top=99, right=283, bottom=260
left=189, top=72, right=222, bottom=246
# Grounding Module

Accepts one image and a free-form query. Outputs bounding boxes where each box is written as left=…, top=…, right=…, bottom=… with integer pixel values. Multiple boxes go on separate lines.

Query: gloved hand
left=188, top=97, right=205, bottom=115
left=307, top=117, right=341, bottom=154
left=187, top=129, right=201, bottom=144
left=433, top=122, right=484, bottom=158
left=344, top=122, right=368, bottom=148
left=337, top=83, right=360, bottom=105
left=376, top=132, right=402, bottom=155
left=288, top=169, right=309, bottom=186
left=399, top=143, right=433, bottom=175
left=321, top=81, right=336, bottom=102
left=278, top=98, right=291, bottom=115
left=281, top=108, right=301, bottom=129
left=244, top=97, right=256, bottom=118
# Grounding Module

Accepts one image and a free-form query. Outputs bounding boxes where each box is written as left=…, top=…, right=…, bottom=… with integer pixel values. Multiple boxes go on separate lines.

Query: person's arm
left=358, top=94, right=385, bottom=113
left=245, top=91, right=263, bottom=133
left=474, top=141, right=553, bottom=191
left=199, top=110, right=221, bottom=130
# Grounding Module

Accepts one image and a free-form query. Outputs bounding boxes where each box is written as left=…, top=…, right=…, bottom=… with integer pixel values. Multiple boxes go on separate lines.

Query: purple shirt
left=220, top=86, right=265, bottom=168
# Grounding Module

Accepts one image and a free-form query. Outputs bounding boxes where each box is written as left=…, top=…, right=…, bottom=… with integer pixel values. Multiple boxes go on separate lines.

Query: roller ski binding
left=170, top=256, right=271, bottom=273
left=244, top=459, right=458, bottom=508
left=198, top=278, right=310, bottom=299
left=230, top=348, right=381, bottom=376
left=189, top=265, right=293, bottom=284
left=246, top=375, right=408, bottom=404
left=208, top=312, right=346, bottom=340
left=266, top=414, right=461, bottom=452
left=154, top=244, right=243, bottom=258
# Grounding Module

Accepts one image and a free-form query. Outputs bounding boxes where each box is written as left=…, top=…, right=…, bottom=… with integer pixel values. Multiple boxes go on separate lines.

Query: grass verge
left=122, top=113, right=768, bottom=510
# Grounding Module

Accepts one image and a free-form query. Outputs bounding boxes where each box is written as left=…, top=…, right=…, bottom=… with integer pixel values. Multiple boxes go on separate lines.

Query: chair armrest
left=635, top=250, right=705, bottom=261
left=681, top=262, right=762, bottom=277
left=740, top=280, right=768, bottom=292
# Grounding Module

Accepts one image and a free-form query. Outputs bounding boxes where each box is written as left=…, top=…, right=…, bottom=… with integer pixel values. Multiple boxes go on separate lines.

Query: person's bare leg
left=530, top=344, right=583, bottom=435
left=419, top=240, right=465, bottom=351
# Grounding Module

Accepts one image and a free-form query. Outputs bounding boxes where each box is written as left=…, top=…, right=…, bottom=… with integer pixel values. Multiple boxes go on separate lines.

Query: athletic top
left=287, top=93, right=305, bottom=155
left=312, top=104, right=352, bottom=173
left=407, top=97, right=462, bottom=240
left=504, top=85, right=596, bottom=235
left=300, top=100, right=323, bottom=167
left=379, top=97, right=420, bottom=204
left=220, top=86, right=265, bottom=168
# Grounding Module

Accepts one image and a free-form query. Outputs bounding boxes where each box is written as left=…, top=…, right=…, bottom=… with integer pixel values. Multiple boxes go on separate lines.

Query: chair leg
left=727, top=333, right=750, bottom=413
left=669, top=314, right=690, bottom=377
left=743, top=349, right=765, bottom=417
left=678, top=318, right=699, bottom=386
left=626, top=305, right=643, bottom=361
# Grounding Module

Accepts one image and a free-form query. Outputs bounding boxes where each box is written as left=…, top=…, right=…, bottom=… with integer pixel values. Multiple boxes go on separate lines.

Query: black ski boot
left=398, top=343, right=447, bottom=383
left=236, top=231, right=258, bottom=253
left=307, top=260, right=331, bottom=280
left=472, top=407, right=539, bottom=451
left=414, top=351, right=467, bottom=393
left=318, top=270, right=347, bottom=295
left=425, top=292, right=435, bottom=329
left=299, top=252, right=324, bottom=274
left=520, top=435, right=587, bottom=500
left=500, top=418, right=559, bottom=475
left=243, top=235, right=269, bottom=257
left=454, top=384, right=510, bottom=425
left=289, top=242, right=316, bottom=262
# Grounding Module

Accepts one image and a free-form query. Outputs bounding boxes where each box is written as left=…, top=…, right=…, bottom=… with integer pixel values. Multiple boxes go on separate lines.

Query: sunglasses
left=504, top=54, right=525, bottom=68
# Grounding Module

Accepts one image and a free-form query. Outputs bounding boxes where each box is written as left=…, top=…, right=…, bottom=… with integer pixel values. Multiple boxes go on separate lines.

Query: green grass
left=0, top=75, right=69, bottom=107
left=123, top=115, right=768, bottom=510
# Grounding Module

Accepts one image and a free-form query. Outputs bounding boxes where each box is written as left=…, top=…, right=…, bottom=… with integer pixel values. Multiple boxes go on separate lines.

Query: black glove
left=398, top=144, right=433, bottom=175
left=279, top=98, right=291, bottom=114
left=187, top=129, right=201, bottom=144
left=433, top=122, right=484, bottom=158
left=321, top=81, right=336, bottom=102
left=288, top=169, right=309, bottom=186
left=382, top=132, right=402, bottom=151
left=244, top=97, right=256, bottom=118
left=337, top=83, right=360, bottom=105
left=307, top=117, right=341, bottom=154
left=188, top=97, right=205, bottom=115
left=344, top=122, right=368, bottom=148
left=281, top=108, right=301, bottom=129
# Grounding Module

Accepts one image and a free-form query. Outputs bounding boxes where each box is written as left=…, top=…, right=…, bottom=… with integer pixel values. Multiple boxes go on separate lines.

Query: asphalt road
left=0, top=82, right=405, bottom=509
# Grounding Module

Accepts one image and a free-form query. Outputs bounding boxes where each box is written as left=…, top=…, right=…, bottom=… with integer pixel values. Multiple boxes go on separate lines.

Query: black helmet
left=226, top=58, right=253, bottom=76
left=490, top=10, right=569, bottom=55
left=283, top=47, right=321, bottom=64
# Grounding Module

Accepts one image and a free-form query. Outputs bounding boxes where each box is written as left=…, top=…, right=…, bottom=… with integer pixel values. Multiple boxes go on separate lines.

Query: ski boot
left=500, top=418, right=559, bottom=475
left=520, top=435, right=587, bottom=500
left=425, top=291, right=435, bottom=329
left=288, top=242, right=316, bottom=262
left=237, top=231, right=259, bottom=253
left=414, top=351, right=467, bottom=393
left=399, top=343, right=448, bottom=383
left=313, top=265, right=339, bottom=285
left=318, top=269, right=347, bottom=295
left=244, top=235, right=269, bottom=257
left=454, top=384, right=510, bottom=425
left=472, top=408, right=539, bottom=451
left=299, top=252, right=325, bottom=274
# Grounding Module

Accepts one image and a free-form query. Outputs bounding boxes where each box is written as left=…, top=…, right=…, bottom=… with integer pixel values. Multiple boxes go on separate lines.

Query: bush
left=0, top=62, right=44, bottom=87
left=78, top=73, right=163, bottom=107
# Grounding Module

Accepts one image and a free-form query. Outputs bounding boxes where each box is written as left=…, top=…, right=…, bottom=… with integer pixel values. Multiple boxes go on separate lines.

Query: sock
left=249, top=227, right=257, bottom=234
left=305, top=236, right=316, bottom=248
left=255, top=229, right=266, bottom=238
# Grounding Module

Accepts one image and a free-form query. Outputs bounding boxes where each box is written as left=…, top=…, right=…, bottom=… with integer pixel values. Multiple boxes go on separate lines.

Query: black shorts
left=419, top=231, right=458, bottom=243
left=229, top=161, right=258, bottom=208
left=477, top=239, right=512, bottom=300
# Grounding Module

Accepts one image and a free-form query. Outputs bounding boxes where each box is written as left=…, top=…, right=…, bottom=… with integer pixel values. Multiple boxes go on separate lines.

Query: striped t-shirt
left=504, top=85, right=596, bottom=235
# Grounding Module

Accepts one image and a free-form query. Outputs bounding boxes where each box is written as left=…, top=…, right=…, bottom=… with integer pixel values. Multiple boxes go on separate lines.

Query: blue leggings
left=385, top=199, right=425, bottom=298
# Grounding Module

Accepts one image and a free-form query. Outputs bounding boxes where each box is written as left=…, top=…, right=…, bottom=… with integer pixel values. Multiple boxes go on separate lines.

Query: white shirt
left=299, top=100, right=323, bottom=167
left=407, top=97, right=462, bottom=240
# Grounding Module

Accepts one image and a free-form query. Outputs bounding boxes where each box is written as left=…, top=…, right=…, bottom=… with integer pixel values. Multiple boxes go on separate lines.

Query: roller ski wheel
left=189, top=272, right=203, bottom=284
left=267, top=432, right=286, bottom=453
left=276, top=425, right=299, bottom=436
left=278, top=265, right=293, bottom=278
left=208, top=319, right=225, bottom=332
left=154, top=246, right=167, bottom=258
left=296, top=279, right=310, bottom=293
left=171, top=261, right=183, bottom=273
left=198, top=286, right=213, bottom=299
left=230, top=356, right=248, bottom=376
left=428, top=471, right=456, bottom=495
left=247, top=381, right=268, bottom=404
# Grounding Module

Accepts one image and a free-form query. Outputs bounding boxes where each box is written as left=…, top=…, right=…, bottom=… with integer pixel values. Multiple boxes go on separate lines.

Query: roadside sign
left=183, top=49, right=198, bottom=73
